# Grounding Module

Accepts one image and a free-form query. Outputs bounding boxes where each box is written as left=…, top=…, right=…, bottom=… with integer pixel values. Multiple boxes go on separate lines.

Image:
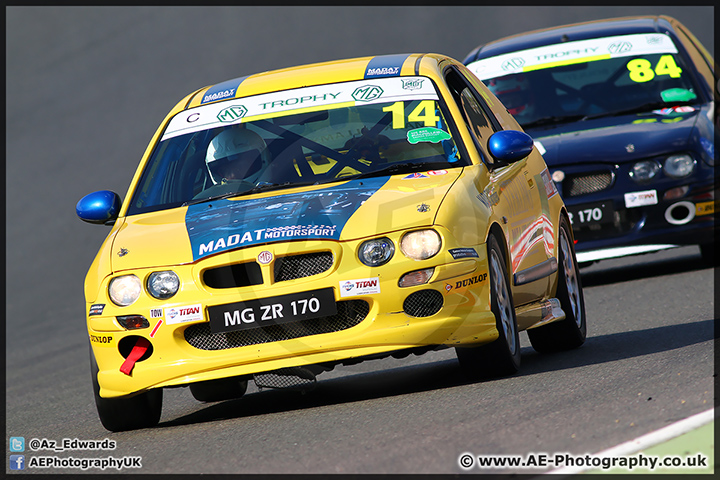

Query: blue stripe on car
left=185, top=177, right=389, bottom=260
left=364, top=54, right=411, bottom=78
left=200, top=76, right=249, bottom=104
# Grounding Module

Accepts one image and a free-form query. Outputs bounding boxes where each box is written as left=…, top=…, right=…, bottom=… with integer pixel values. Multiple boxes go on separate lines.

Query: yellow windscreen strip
left=523, top=54, right=612, bottom=73
left=242, top=101, right=356, bottom=123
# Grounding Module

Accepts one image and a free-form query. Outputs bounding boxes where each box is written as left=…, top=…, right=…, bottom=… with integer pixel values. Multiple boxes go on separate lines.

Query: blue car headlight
left=630, top=160, right=660, bottom=183
left=358, top=237, right=395, bottom=267
left=663, top=154, right=695, bottom=178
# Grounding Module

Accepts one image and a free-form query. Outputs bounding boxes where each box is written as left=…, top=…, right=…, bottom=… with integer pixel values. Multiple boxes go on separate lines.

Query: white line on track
left=545, top=407, right=715, bottom=475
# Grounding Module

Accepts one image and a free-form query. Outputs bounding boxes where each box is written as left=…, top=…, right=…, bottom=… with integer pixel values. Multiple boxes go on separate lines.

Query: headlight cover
left=147, top=271, right=180, bottom=300
left=358, top=237, right=395, bottom=266
left=400, top=229, right=442, bottom=260
left=663, top=154, right=695, bottom=178
left=630, top=160, right=660, bottom=183
left=108, top=275, right=142, bottom=306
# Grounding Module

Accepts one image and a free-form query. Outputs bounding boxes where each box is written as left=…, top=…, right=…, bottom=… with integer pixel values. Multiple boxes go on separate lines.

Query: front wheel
left=528, top=216, right=587, bottom=352
left=456, top=234, right=521, bottom=378
left=90, top=349, right=162, bottom=432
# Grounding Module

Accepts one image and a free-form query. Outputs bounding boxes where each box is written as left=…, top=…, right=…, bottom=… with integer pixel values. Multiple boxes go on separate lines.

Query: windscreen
left=127, top=76, right=467, bottom=215
left=466, top=33, right=701, bottom=129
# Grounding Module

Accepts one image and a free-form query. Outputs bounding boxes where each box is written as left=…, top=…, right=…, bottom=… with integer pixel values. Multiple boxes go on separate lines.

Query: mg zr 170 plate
left=207, top=288, right=337, bottom=334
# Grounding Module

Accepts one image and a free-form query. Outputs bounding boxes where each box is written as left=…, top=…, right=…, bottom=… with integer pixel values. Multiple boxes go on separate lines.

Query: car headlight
left=400, top=229, right=442, bottom=260
left=147, top=271, right=180, bottom=300
left=629, top=160, right=660, bottom=183
left=108, top=275, right=142, bottom=306
left=358, top=237, right=395, bottom=266
left=663, top=154, right=695, bottom=178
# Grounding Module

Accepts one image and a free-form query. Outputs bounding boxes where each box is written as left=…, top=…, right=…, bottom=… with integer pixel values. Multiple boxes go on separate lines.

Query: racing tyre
left=190, top=376, right=249, bottom=402
left=528, top=216, right=587, bottom=352
left=89, top=349, right=162, bottom=432
left=456, top=234, right=521, bottom=378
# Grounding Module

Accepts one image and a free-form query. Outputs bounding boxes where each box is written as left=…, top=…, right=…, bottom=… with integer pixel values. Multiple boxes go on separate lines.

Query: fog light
left=117, top=315, right=150, bottom=330
left=399, top=268, right=435, bottom=287
left=663, top=186, right=690, bottom=201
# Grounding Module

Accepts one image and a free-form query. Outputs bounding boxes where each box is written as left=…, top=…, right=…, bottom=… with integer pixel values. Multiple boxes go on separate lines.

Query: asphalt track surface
left=5, top=6, right=716, bottom=475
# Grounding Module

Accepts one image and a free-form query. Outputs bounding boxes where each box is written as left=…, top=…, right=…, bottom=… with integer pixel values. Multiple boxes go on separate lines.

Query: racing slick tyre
left=189, top=376, right=249, bottom=402
left=89, top=349, right=162, bottom=432
left=455, top=234, right=521, bottom=378
left=528, top=216, right=587, bottom=353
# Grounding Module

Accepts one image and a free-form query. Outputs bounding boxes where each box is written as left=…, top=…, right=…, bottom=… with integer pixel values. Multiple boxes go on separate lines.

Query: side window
left=446, top=68, right=500, bottom=165
left=674, top=26, right=715, bottom=95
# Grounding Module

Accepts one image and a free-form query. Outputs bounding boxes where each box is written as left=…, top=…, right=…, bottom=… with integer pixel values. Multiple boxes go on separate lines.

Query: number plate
left=208, top=288, right=337, bottom=334
left=567, top=201, right=615, bottom=226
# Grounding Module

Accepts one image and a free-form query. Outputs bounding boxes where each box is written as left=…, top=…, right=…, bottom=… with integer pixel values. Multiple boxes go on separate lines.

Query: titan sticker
left=165, top=304, right=203, bottom=325
left=89, top=304, right=105, bottom=316
left=339, top=277, right=381, bottom=298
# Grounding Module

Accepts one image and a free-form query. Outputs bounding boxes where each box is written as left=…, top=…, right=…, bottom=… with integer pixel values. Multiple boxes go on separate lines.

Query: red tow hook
left=119, top=337, right=151, bottom=376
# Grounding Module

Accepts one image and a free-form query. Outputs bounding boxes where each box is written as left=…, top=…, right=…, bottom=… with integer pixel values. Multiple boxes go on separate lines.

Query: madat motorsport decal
left=186, top=177, right=389, bottom=260
left=364, top=54, right=410, bottom=78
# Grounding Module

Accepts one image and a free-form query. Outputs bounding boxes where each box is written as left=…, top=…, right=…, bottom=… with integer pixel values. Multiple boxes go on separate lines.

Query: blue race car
left=464, top=16, right=717, bottom=265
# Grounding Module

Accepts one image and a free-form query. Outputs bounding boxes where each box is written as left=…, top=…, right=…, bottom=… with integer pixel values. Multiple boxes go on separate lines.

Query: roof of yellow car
left=185, top=53, right=450, bottom=109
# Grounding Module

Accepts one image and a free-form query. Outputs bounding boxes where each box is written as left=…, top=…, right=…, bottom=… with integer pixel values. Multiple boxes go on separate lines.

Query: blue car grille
left=563, top=172, right=613, bottom=197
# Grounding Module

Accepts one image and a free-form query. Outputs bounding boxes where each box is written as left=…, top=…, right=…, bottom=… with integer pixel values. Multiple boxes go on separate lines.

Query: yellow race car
left=77, top=53, right=587, bottom=431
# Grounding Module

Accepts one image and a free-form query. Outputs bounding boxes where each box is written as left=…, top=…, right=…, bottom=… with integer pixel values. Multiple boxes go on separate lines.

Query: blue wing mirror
left=76, top=190, right=122, bottom=225
left=487, top=130, right=535, bottom=166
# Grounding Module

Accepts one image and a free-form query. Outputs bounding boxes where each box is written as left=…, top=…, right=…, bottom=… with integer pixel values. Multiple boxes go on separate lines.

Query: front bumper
left=565, top=180, right=717, bottom=262
left=88, top=231, right=496, bottom=398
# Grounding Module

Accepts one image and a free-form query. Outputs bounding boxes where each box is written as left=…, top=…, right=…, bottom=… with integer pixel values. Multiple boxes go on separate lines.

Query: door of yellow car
left=443, top=66, right=552, bottom=304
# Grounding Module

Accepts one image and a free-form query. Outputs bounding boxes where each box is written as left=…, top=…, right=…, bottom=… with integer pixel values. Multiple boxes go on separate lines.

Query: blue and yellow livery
left=77, top=53, right=586, bottom=431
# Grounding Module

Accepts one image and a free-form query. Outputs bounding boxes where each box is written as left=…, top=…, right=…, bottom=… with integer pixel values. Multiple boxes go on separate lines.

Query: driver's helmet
left=486, top=74, right=535, bottom=118
left=205, top=128, right=271, bottom=185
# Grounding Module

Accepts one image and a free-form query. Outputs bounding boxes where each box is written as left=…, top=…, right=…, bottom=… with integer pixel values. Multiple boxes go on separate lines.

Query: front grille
left=403, top=290, right=443, bottom=318
left=563, top=172, right=613, bottom=197
left=184, top=300, right=368, bottom=351
left=203, top=262, right=263, bottom=289
left=274, top=251, right=334, bottom=282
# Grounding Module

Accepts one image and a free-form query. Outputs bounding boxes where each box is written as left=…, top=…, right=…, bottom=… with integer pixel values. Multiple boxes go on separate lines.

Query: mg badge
left=257, top=251, right=273, bottom=264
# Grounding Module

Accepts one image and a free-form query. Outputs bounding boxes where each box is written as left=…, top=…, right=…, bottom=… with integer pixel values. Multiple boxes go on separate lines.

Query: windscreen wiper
left=347, top=161, right=454, bottom=180
left=182, top=181, right=318, bottom=206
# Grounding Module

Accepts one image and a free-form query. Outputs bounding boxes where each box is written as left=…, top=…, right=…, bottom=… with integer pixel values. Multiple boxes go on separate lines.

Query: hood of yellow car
left=110, top=170, right=461, bottom=271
